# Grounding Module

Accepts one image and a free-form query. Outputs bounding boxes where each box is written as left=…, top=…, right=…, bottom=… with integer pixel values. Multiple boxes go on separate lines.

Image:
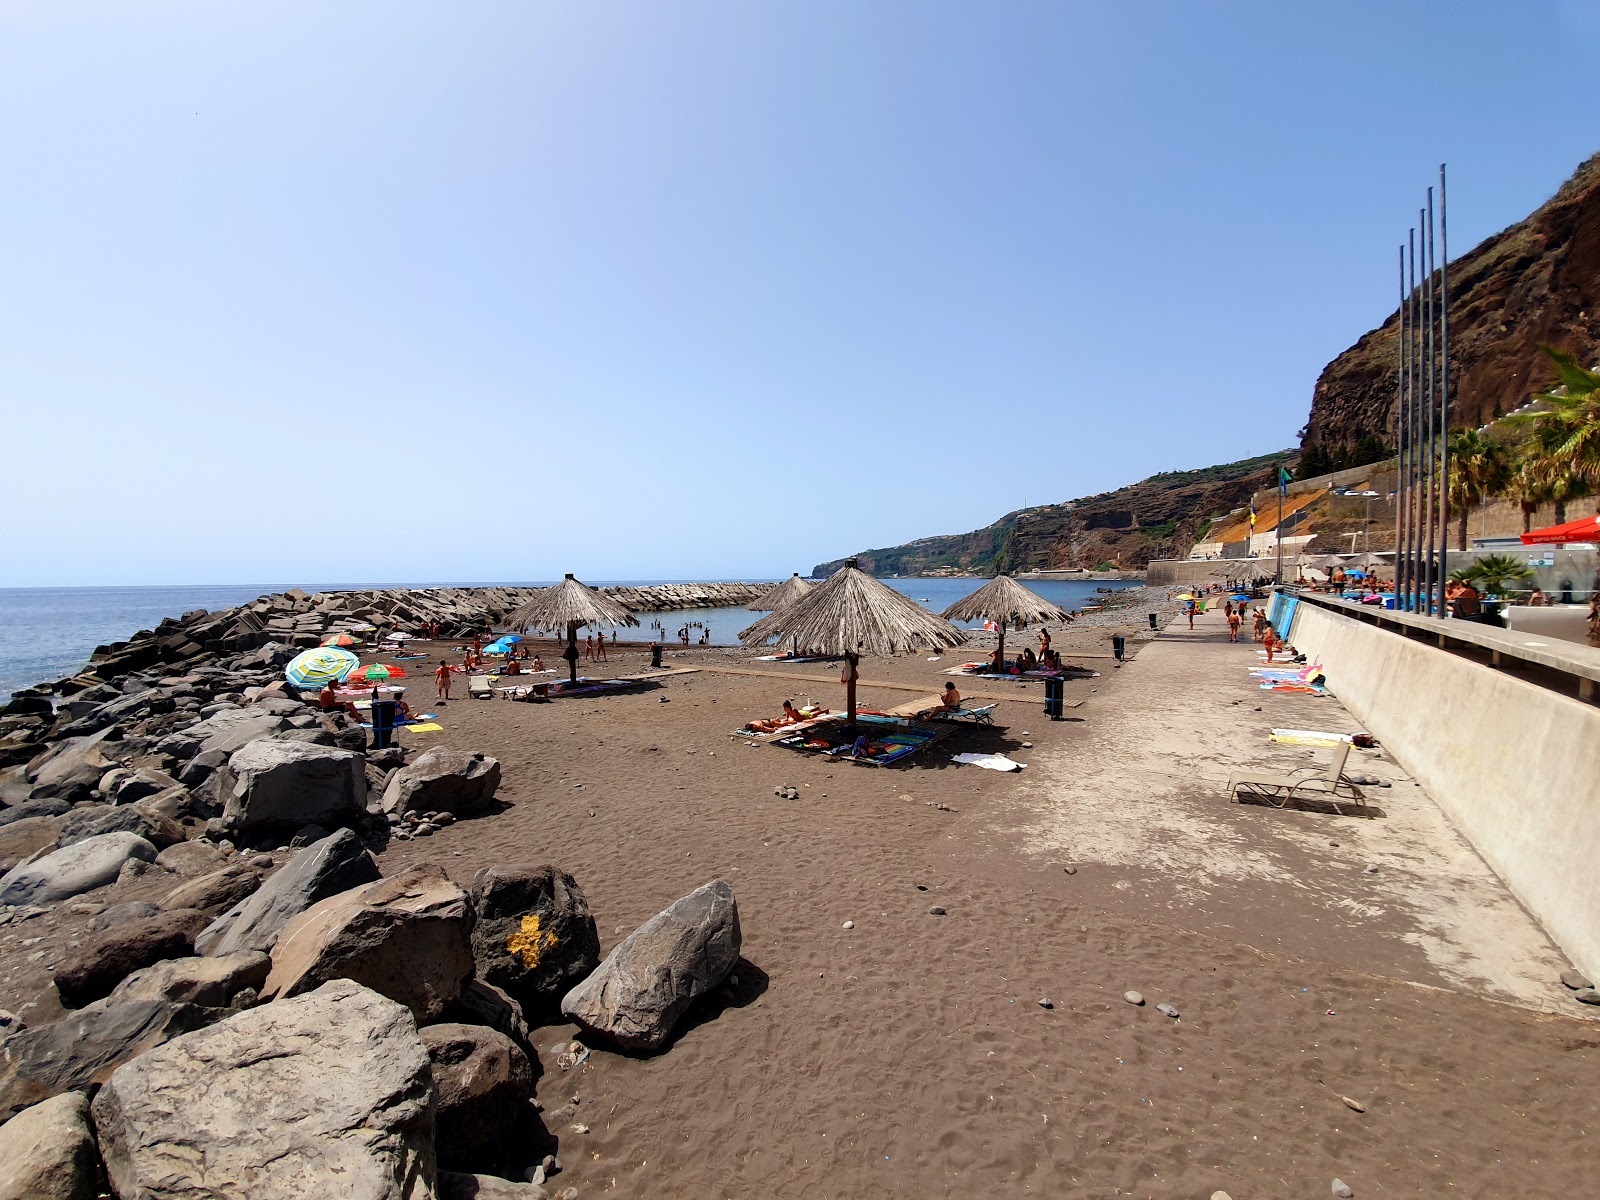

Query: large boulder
left=111, top=767, right=183, bottom=806
left=560, top=879, right=741, bottom=1053
left=0, top=813, right=68, bottom=874
left=154, top=838, right=226, bottom=875
left=0, top=798, right=71, bottom=829
left=161, top=861, right=263, bottom=915
left=157, top=708, right=287, bottom=760
left=438, top=1173, right=549, bottom=1200
left=0, top=998, right=202, bottom=1121
left=56, top=803, right=185, bottom=851
left=195, top=828, right=378, bottom=957
left=53, top=909, right=209, bottom=1008
left=219, top=738, right=367, bottom=833
left=0, top=1092, right=99, bottom=1200
left=25, top=738, right=117, bottom=804
left=420, top=1023, right=536, bottom=1173
left=0, top=833, right=157, bottom=907
left=262, top=865, right=475, bottom=1023
left=469, top=866, right=600, bottom=1021
left=443, top=980, right=536, bottom=1060
left=91, top=980, right=437, bottom=1200
left=107, top=950, right=271, bottom=1008
left=381, top=748, right=501, bottom=817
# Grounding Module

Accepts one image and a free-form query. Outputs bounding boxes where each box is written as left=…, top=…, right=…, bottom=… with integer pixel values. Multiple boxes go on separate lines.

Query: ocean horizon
left=0, top=576, right=1140, bottom=703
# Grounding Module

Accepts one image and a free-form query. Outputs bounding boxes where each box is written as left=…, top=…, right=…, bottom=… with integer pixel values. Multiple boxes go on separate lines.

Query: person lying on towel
left=743, top=700, right=806, bottom=733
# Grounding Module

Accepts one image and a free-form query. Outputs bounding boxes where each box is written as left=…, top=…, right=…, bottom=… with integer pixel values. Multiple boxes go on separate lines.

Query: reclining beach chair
left=1226, top=742, right=1366, bottom=816
left=467, top=674, right=494, bottom=700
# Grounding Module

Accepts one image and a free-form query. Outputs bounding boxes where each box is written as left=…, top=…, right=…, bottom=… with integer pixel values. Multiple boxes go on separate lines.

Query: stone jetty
left=28, top=583, right=768, bottom=697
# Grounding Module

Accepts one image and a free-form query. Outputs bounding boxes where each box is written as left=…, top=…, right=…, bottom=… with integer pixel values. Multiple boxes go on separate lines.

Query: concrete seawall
left=1283, top=595, right=1600, bottom=976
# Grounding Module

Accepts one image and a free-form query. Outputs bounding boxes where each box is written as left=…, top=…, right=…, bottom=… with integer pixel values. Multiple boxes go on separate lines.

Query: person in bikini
left=435, top=658, right=453, bottom=702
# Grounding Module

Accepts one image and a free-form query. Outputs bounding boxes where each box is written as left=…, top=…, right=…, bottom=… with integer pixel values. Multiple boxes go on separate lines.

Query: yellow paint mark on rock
left=506, top=913, right=559, bottom=970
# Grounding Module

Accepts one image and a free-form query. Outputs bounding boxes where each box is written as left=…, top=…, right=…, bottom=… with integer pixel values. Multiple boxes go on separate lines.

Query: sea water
left=0, top=577, right=1138, bottom=702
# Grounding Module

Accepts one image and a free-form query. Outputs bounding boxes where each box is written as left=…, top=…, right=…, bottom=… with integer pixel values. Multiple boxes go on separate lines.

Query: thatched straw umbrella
left=747, top=573, right=817, bottom=659
left=747, top=573, right=815, bottom=611
left=739, top=559, right=964, bottom=727
left=939, top=575, right=1067, bottom=672
left=507, top=574, right=639, bottom=684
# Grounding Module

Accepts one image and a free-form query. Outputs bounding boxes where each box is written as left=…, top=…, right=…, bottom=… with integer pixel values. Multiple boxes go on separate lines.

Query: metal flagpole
left=1396, top=244, right=1408, bottom=598
left=1437, top=164, right=1451, bottom=611
left=1408, top=228, right=1421, bottom=613
left=1427, top=203, right=1440, bottom=614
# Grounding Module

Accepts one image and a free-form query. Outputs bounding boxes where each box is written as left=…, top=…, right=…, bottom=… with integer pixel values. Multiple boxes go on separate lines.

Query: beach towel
left=951, top=752, right=1025, bottom=772
left=1269, top=730, right=1350, bottom=747
left=753, top=655, right=826, bottom=663
left=402, top=722, right=444, bottom=732
left=1260, top=682, right=1327, bottom=695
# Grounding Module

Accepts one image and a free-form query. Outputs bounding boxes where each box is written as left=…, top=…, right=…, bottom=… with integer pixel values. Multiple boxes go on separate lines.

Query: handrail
left=1280, top=587, right=1600, bottom=703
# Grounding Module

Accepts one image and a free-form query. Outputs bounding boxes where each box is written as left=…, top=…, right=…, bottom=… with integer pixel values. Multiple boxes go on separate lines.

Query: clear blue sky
left=5, top=2, right=1599, bottom=586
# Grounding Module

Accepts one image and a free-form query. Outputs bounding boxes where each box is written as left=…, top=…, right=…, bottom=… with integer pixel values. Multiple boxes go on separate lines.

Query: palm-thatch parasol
left=507, top=574, right=639, bottom=683
left=747, top=573, right=818, bottom=658
left=939, top=575, right=1066, bottom=673
left=739, top=558, right=965, bottom=727
left=747, top=573, right=815, bottom=611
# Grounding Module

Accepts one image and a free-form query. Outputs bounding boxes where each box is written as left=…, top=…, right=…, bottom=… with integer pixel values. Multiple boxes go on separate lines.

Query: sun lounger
left=467, top=675, right=494, bottom=699
left=1227, top=742, right=1365, bottom=815
left=924, top=703, right=998, bottom=725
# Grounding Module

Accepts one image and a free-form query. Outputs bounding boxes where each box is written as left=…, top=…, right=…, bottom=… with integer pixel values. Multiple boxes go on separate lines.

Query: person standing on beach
left=1253, top=609, right=1267, bottom=641
left=435, top=658, right=453, bottom=703
left=584, top=633, right=595, bottom=660
left=595, top=630, right=608, bottom=662
left=1227, top=607, right=1241, bottom=642
left=1038, top=628, right=1050, bottom=657
left=1186, top=600, right=1196, bottom=630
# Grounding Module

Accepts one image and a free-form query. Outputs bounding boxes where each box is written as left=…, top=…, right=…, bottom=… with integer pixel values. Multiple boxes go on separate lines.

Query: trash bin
left=1112, top=635, right=1126, bottom=661
left=1044, top=675, right=1064, bottom=720
left=650, top=642, right=663, bottom=669
left=1147, top=612, right=1158, bottom=631
left=370, top=700, right=398, bottom=750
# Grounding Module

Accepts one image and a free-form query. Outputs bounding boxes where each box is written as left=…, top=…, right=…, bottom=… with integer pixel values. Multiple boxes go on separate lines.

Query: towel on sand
left=952, top=752, right=1025, bottom=772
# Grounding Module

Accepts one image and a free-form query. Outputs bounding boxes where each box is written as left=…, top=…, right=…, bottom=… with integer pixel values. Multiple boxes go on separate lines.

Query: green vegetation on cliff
left=813, top=450, right=1294, bottom=577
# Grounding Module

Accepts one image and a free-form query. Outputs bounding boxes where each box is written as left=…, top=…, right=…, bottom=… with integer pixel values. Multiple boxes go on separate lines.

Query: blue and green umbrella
left=285, top=647, right=359, bottom=690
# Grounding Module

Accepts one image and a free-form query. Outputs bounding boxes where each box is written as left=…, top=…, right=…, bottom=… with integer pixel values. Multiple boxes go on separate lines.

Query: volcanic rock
left=219, top=738, right=367, bottom=833
left=91, top=980, right=437, bottom=1200
left=194, top=827, right=378, bottom=957
left=53, top=909, right=209, bottom=1008
left=421, top=1023, right=537, bottom=1173
left=381, top=748, right=502, bottom=817
left=262, top=863, right=475, bottom=1023
left=469, top=865, right=600, bottom=1021
left=560, top=878, right=741, bottom=1052
left=0, top=1092, right=100, bottom=1200
left=0, top=832, right=157, bottom=907
left=56, top=803, right=185, bottom=851
left=108, top=950, right=271, bottom=1008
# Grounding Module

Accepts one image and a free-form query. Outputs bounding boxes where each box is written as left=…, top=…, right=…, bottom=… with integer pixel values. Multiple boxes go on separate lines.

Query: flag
left=1280, top=466, right=1292, bottom=497
left=1249, top=498, right=1257, bottom=529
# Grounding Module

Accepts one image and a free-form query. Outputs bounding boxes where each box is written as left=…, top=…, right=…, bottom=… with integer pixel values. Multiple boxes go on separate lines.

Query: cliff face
left=1304, top=153, right=1600, bottom=461
left=813, top=452, right=1292, bottom=577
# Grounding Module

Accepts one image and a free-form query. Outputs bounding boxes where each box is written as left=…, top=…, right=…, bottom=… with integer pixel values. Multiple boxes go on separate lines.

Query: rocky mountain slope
left=813, top=451, right=1292, bottom=576
left=1302, top=151, right=1600, bottom=467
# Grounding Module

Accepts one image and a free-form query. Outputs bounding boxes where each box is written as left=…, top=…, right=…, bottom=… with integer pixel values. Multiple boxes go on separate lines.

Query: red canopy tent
left=1520, top=515, right=1600, bottom=545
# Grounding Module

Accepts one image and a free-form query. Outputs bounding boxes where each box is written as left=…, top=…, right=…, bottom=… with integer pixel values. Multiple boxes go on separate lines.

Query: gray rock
left=90, top=901, right=163, bottom=933
left=0, top=997, right=202, bottom=1121
left=1156, top=1002, right=1180, bottom=1019
left=443, top=979, right=536, bottom=1060
left=54, top=909, right=209, bottom=1008
left=155, top=838, right=227, bottom=875
left=422, top=1023, right=536, bottom=1173
left=1560, top=968, right=1593, bottom=990
left=195, top=827, right=378, bottom=957
left=440, top=1173, right=548, bottom=1200
left=928, top=906, right=946, bottom=916
left=1124, top=990, right=1145, bottom=1005
left=112, top=768, right=182, bottom=806
left=92, top=980, right=437, bottom=1200
left=1576, top=988, right=1600, bottom=1006
left=219, top=739, right=367, bottom=833
left=262, top=864, right=475, bottom=1023
left=0, top=798, right=72, bottom=829
left=0, top=1092, right=99, bottom=1200
left=108, top=950, right=271, bottom=1008
left=469, top=865, right=601, bottom=1021
left=1332, top=1180, right=1354, bottom=1198
left=26, top=737, right=118, bottom=803
left=0, top=833, right=157, bottom=907
left=159, top=709, right=287, bottom=760
left=56, top=803, right=185, bottom=850
left=381, top=747, right=502, bottom=817
left=560, top=878, right=740, bottom=1052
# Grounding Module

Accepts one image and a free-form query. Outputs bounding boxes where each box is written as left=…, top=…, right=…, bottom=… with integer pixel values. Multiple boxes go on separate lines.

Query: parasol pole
left=564, top=620, right=579, bottom=684
left=843, top=652, right=859, bottom=728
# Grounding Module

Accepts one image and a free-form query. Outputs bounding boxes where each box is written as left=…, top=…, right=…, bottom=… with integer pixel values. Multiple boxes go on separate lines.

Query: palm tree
left=1500, top=460, right=1551, bottom=534
left=1447, top=429, right=1510, bottom=549
left=1506, top=346, right=1600, bottom=519
left=1462, top=553, right=1534, bottom=598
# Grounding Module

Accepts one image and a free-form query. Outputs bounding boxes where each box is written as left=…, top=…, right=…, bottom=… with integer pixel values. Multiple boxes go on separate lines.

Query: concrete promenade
left=933, top=602, right=1574, bottom=1011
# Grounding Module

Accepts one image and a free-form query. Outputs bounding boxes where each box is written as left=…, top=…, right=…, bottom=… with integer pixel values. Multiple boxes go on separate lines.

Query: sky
left=4, top=2, right=1600, bottom=587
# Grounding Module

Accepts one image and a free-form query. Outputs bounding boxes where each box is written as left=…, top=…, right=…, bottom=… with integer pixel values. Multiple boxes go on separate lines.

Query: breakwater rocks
left=24, top=583, right=769, bottom=699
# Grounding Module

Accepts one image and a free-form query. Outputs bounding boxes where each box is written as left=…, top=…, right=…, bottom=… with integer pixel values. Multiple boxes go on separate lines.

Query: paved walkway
left=933, top=603, right=1571, bottom=1010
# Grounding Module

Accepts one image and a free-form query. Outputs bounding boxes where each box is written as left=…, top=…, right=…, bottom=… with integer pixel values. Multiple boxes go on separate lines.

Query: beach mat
left=401, top=722, right=444, bottom=732
left=952, top=752, right=1025, bottom=772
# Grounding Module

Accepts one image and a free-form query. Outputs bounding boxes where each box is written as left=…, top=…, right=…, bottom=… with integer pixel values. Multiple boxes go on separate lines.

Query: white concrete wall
left=1287, top=601, right=1600, bottom=976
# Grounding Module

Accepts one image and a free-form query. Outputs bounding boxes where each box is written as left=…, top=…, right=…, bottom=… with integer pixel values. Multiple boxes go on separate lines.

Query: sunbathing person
left=531, top=654, right=544, bottom=670
left=985, top=648, right=1003, bottom=673
left=1017, top=647, right=1038, bottom=672
left=937, top=683, right=962, bottom=711
left=503, top=658, right=522, bottom=676
left=743, top=700, right=807, bottom=734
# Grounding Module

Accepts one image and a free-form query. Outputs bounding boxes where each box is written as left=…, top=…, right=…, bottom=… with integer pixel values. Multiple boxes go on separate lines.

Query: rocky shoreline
left=0, top=583, right=759, bottom=1198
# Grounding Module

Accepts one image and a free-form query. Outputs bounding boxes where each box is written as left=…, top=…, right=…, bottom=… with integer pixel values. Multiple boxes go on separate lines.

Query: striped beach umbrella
left=320, top=632, right=358, bottom=648
left=285, top=647, right=359, bottom=690
left=347, top=663, right=407, bottom=681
